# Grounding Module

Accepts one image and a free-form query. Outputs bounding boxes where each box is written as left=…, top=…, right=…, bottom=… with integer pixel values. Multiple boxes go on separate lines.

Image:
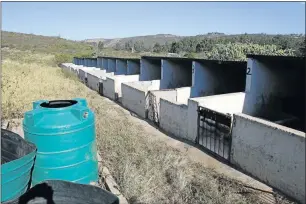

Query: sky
left=2, top=2, right=305, bottom=40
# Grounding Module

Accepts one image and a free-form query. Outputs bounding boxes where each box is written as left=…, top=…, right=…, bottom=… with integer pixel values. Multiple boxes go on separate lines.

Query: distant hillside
left=2, top=30, right=304, bottom=63
left=84, top=34, right=185, bottom=48
left=2, top=31, right=93, bottom=56
left=1, top=31, right=95, bottom=65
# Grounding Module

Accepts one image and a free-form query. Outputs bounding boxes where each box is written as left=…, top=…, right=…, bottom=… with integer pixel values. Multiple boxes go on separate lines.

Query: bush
left=184, top=52, right=197, bottom=58
left=54, top=53, right=73, bottom=65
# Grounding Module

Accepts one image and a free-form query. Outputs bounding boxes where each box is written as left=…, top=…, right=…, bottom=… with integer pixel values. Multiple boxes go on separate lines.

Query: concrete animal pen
left=67, top=54, right=305, bottom=204
left=96, top=57, right=141, bottom=101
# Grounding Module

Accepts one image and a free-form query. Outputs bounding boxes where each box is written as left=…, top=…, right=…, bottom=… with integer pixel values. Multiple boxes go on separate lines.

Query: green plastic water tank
left=1, top=129, right=36, bottom=202
left=23, top=98, right=98, bottom=185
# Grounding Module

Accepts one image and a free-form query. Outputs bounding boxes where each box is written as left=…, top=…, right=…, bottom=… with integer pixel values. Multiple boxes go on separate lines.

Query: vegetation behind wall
left=92, top=33, right=305, bottom=60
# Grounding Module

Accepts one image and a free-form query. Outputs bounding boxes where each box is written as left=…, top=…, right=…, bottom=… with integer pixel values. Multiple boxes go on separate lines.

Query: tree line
left=95, top=33, right=305, bottom=60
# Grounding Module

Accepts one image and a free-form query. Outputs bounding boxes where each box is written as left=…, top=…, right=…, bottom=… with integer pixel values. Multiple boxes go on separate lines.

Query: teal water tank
left=1, top=129, right=36, bottom=202
left=23, top=98, right=98, bottom=186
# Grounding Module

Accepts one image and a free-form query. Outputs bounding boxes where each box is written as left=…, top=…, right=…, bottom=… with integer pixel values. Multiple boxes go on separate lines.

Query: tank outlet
left=71, top=106, right=91, bottom=121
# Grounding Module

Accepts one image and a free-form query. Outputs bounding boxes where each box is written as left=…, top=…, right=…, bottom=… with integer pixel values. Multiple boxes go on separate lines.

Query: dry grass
left=2, top=48, right=295, bottom=204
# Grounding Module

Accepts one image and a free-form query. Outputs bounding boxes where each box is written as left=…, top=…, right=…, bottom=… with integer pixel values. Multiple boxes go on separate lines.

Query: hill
left=1, top=31, right=94, bottom=56
left=1, top=31, right=95, bottom=65
left=84, top=34, right=184, bottom=48
left=2, top=31, right=304, bottom=63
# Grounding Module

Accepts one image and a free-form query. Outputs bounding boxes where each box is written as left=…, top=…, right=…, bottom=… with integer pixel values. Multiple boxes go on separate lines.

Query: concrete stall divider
left=231, top=113, right=305, bottom=204
left=103, top=75, right=140, bottom=102
left=121, top=80, right=161, bottom=118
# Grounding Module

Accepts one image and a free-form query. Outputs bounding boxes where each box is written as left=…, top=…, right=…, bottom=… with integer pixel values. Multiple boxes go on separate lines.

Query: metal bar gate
left=196, top=106, right=232, bottom=161
left=98, top=82, right=103, bottom=96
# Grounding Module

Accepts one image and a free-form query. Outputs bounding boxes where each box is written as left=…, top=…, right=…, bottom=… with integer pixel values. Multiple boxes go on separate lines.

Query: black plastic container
left=3, top=180, right=119, bottom=204
left=1, top=129, right=37, bottom=202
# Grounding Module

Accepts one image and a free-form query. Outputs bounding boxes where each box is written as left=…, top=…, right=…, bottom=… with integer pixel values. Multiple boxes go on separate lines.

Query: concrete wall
left=231, top=113, right=305, bottom=204
left=187, top=92, right=245, bottom=142
left=102, top=58, right=108, bottom=70
left=176, top=87, right=191, bottom=104
left=195, top=92, right=245, bottom=115
left=160, top=99, right=189, bottom=140
left=60, top=63, right=71, bottom=72
left=140, top=58, right=161, bottom=81
left=116, top=59, right=128, bottom=75
left=121, top=80, right=161, bottom=118
left=103, top=75, right=140, bottom=101
left=87, top=70, right=108, bottom=92
left=242, top=58, right=305, bottom=130
left=147, top=89, right=177, bottom=123
left=190, top=61, right=246, bottom=98
left=160, top=59, right=192, bottom=89
left=108, top=59, right=116, bottom=73
left=78, top=69, right=87, bottom=83
left=127, top=60, right=140, bottom=75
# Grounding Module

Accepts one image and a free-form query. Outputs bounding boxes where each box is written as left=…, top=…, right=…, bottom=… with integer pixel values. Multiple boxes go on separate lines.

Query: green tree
left=124, top=40, right=133, bottom=51
left=134, top=41, right=145, bottom=52
left=297, top=39, right=306, bottom=56
left=114, top=43, right=122, bottom=51
left=153, top=42, right=162, bottom=53
left=169, top=41, right=183, bottom=53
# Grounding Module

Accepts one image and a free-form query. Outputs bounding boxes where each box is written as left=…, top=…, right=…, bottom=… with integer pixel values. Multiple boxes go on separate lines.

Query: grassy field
left=1, top=48, right=295, bottom=204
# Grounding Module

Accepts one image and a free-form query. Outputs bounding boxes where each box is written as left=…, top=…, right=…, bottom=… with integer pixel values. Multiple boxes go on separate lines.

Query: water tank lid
left=23, top=98, right=94, bottom=134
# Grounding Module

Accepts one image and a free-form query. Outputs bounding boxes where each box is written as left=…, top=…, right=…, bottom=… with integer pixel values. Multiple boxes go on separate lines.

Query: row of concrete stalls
left=73, top=57, right=98, bottom=67
left=71, top=54, right=305, bottom=203
left=122, top=56, right=189, bottom=120
left=122, top=56, right=246, bottom=125
left=188, top=55, right=305, bottom=204
left=121, top=55, right=305, bottom=204
left=96, top=57, right=141, bottom=102
left=160, top=59, right=247, bottom=142
left=60, top=61, right=86, bottom=76
left=72, top=56, right=141, bottom=102
left=188, top=55, right=305, bottom=142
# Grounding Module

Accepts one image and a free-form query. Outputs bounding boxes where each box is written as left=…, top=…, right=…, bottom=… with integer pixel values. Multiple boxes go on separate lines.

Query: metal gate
left=196, top=106, right=232, bottom=161
left=98, top=82, right=103, bottom=96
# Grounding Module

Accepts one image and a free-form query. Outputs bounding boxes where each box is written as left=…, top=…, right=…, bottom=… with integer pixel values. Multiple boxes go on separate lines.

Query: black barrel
left=3, top=180, right=119, bottom=204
